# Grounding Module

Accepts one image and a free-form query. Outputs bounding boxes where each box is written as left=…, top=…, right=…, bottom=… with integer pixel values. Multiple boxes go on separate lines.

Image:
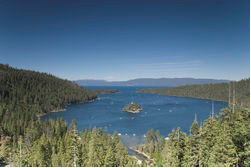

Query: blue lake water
left=42, top=86, right=227, bottom=147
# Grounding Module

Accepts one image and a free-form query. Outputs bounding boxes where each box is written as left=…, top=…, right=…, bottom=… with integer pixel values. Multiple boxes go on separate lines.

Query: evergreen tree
left=182, top=119, right=200, bottom=167
left=64, top=120, right=80, bottom=167
left=208, top=124, right=238, bottom=167
left=51, top=147, right=61, bottom=167
left=163, top=128, right=186, bottom=167
left=198, top=117, right=220, bottom=166
left=190, top=117, right=199, bottom=136
left=29, top=134, right=52, bottom=167
left=87, top=135, right=100, bottom=167
left=104, top=146, right=116, bottom=166
left=0, top=136, right=11, bottom=165
left=115, top=141, right=129, bottom=166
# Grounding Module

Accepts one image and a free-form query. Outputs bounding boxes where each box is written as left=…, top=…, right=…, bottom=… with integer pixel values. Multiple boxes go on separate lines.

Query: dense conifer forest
left=0, top=64, right=97, bottom=139
left=0, top=64, right=137, bottom=166
left=139, top=78, right=250, bottom=108
left=0, top=118, right=137, bottom=166
left=0, top=64, right=250, bottom=167
left=134, top=107, right=250, bottom=167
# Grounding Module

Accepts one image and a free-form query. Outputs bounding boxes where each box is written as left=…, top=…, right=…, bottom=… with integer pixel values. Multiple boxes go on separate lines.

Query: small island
left=123, top=102, right=142, bottom=113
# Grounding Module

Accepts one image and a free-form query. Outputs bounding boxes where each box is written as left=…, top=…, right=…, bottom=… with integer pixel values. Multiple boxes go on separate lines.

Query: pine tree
left=190, top=117, right=199, bottom=136
left=162, top=128, right=186, bottom=167
left=153, top=136, right=165, bottom=166
left=198, top=117, right=220, bottom=166
left=0, top=136, right=11, bottom=165
left=29, top=134, right=52, bottom=167
left=208, top=124, right=238, bottom=167
left=228, top=108, right=250, bottom=167
left=64, top=120, right=80, bottom=167
left=57, top=139, right=66, bottom=166
left=80, top=129, right=89, bottom=167
left=87, top=134, right=100, bottom=167
left=182, top=118, right=200, bottom=167
left=115, top=141, right=129, bottom=166
left=104, top=146, right=116, bottom=166
left=51, top=147, right=61, bottom=167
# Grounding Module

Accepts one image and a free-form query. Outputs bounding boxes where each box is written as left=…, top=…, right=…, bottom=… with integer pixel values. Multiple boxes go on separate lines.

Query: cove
left=42, top=86, right=227, bottom=147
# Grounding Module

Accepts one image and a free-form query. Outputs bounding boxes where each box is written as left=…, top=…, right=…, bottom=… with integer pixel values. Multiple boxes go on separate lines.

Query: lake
left=42, top=86, right=227, bottom=147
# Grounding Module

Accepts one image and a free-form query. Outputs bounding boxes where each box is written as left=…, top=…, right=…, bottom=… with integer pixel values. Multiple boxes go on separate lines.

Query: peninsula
left=94, top=89, right=119, bottom=94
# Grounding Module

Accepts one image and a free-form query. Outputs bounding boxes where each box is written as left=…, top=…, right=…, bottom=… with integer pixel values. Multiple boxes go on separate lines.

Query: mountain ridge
left=74, top=78, right=230, bottom=87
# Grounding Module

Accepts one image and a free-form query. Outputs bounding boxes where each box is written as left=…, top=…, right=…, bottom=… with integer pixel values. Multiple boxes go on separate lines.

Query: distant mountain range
left=74, top=78, right=230, bottom=87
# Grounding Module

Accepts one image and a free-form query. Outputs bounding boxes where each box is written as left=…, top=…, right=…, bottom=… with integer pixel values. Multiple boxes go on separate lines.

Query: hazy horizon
left=0, top=63, right=244, bottom=81
left=74, top=77, right=232, bottom=82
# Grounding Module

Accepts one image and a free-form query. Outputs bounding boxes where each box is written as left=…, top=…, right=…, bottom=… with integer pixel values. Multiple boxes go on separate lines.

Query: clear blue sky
left=0, top=0, right=249, bottom=81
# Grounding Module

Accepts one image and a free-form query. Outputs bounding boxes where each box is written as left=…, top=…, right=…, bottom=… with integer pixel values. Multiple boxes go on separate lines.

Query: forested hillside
left=0, top=64, right=97, bottom=138
left=134, top=107, right=250, bottom=167
left=0, top=64, right=138, bottom=166
left=139, top=79, right=250, bottom=108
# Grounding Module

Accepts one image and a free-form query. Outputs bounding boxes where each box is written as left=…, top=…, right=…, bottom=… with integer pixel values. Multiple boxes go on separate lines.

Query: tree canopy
left=139, top=78, right=250, bottom=108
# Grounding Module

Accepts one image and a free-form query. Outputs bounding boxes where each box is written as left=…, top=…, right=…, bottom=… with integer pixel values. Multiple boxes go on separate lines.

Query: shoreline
left=93, top=89, right=119, bottom=94
left=36, top=88, right=119, bottom=118
left=124, top=109, right=141, bottom=113
left=138, top=90, right=228, bottom=104
left=128, top=136, right=169, bottom=165
left=129, top=146, right=154, bottom=164
left=50, top=108, right=66, bottom=113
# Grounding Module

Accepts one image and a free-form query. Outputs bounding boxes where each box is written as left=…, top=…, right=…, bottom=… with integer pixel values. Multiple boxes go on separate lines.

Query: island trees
left=123, top=102, right=142, bottom=113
